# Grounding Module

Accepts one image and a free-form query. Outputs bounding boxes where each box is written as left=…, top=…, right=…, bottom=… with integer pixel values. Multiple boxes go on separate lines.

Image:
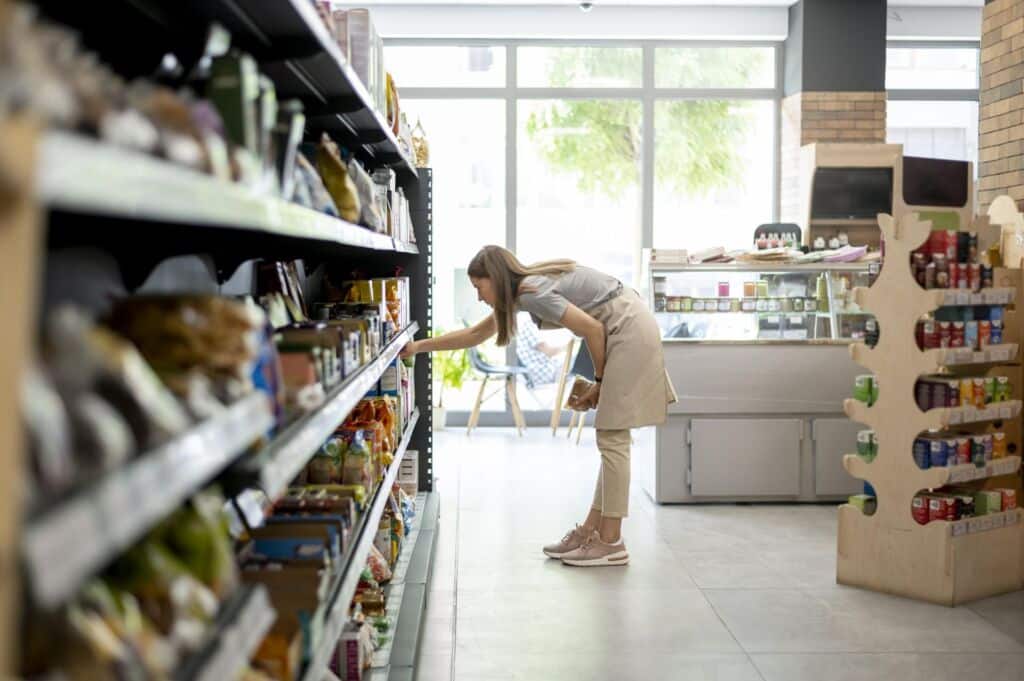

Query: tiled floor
left=418, top=428, right=1024, bottom=681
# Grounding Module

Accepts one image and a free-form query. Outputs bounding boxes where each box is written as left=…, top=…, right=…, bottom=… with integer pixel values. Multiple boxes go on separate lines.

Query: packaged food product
left=993, top=431, right=1008, bottom=459
left=912, top=495, right=930, bottom=524
left=316, top=133, right=361, bottom=222
left=913, top=437, right=930, bottom=469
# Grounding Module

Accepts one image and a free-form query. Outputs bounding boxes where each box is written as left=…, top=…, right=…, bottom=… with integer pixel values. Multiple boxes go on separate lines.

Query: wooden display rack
left=837, top=210, right=1024, bottom=606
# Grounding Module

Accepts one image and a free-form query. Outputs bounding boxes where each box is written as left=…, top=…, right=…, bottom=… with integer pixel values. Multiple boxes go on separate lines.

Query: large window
left=886, top=44, right=980, bottom=169
left=389, top=42, right=781, bottom=421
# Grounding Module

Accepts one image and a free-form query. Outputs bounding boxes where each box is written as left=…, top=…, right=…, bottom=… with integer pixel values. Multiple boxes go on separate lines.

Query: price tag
left=952, top=521, right=968, bottom=537
left=992, top=513, right=1007, bottom=530
left=958, top=292, right=971, bottom=305
left=1008, top=511, right=1020, bottom=526
left=1001, top=406, right=1013, bottom=420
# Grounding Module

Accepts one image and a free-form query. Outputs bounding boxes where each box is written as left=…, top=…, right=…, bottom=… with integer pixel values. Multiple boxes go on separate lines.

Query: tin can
left=913, top=253, right=927, bottom=287
left=930, top=439, right=948, bottom=468
left=857, top=430, right=875, bottom=461
left=982, top=265, right=994, bottom=290
left=983, top=433, right=994, bottom=462
left=979, top=320, right=992, bottom=348
left=870, top=377, right=880, bottom=406
left=925, top=262, right=936, bottom=290
left=973, top=378, right=987, bottom=408
left=984, top=376, right=996, bottom=404
left=947, top=262, right=960, bottom=289
left=993, top=431, right=1008, bottom=459
left=969, top=263, right=982, bottom=292
left=991, top=320, right=1003, bottom=345
left=929, top=497, right=952, bottom=523
left=957, top=263, right=970, bottom=290
left=913, top=438, right=931, bottom=469
left=922, top=320, right=938, bottom=349
left=939, top=321, right=952, bottom=348
left=945, top=438, right=959, bottom=466
left=972, top=435, right=987, bottom=465
left=946, top=380, right=960, bottom=407
left=965, top=321, right=979, bottom=351
left=957, top=231, right=970, bottom=263
left=946, top=230, right=959, bottom=262
left=956, top=436, right=972, bottom=464
left=916, top=379, right=933, bottom=411
left=997, top=375, right=1012, bottom=402
left=913, top=495, right=930, bottom=525
left=952, top=322, right=965, bottom=348
left=960, top=378, right=975, bottom=407
left=958, top=495, right=975, bottom=518
left=854, top=375, right=874, bottom=404
left=968, top=232, right=979, bottom=263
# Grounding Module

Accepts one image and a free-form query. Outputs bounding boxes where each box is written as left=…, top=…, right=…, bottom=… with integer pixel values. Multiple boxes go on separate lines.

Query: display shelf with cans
left=837, top=207, right=1024, bottom=606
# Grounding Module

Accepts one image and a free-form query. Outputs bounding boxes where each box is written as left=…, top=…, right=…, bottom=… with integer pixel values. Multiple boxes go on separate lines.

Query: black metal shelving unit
left=18, top=2, right=437, bottom=679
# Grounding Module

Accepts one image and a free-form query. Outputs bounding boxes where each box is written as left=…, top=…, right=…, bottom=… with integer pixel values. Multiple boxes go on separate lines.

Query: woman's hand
left=399, top=340, right=420, bottom=359
left=570, top=382, right=601, bottom=411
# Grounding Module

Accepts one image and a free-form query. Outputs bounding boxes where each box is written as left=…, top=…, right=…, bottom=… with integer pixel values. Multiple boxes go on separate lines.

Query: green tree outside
left=524, top=47, right=769, bottom=199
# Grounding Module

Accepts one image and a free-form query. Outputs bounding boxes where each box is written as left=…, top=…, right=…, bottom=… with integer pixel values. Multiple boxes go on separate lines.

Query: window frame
left=387, top=38, right=783, bottom=424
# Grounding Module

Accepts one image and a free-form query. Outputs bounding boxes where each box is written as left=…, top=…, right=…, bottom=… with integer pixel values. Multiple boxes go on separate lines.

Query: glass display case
left=648, top=262, right=876, bottom=342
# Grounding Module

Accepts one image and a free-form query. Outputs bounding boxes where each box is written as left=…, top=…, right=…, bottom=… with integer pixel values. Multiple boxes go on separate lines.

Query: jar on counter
left=666, top=296, right=682, bottom=312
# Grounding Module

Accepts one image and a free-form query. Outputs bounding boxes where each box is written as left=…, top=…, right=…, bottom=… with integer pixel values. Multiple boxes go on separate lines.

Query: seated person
left=515, top=312, right=568, bottom=388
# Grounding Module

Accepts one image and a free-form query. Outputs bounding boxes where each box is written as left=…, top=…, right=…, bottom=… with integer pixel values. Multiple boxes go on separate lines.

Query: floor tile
left=453, top=651, right=763, bottom=681
left=705, top=588, right=1024, bottom=654
left=752, top=653, right=1024, bottom=681
left=415, top=651, right=453, bottom=681
left=969, top=591, right=1024, bottom=645
left=454, top=587, right=742, bottom=654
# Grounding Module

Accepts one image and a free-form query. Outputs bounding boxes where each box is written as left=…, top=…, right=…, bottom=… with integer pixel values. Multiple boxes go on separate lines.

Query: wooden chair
left=549, top=337, right=576, bottom=436
left=466, top=344, right=527, bottom=436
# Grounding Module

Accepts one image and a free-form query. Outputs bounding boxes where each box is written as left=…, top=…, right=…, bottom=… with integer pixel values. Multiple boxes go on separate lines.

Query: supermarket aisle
left=417, top=429, right=1024, bottom=681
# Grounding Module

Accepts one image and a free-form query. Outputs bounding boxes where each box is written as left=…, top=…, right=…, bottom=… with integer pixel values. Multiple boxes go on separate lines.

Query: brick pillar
left=779, top=0, right=887, bottom=223
left=780, top=92, right=887, bottom=222
left=979, top=0, right=1024, bottom=213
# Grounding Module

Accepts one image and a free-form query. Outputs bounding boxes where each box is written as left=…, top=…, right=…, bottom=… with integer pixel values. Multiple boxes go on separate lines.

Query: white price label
left=952, top=522, right=968, bottom=537
left=1001, top=406, right=1013, bottom=419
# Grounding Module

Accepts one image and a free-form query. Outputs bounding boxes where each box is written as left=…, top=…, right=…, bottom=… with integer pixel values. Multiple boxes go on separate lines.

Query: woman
left=400, top=245, right=675, bottom=567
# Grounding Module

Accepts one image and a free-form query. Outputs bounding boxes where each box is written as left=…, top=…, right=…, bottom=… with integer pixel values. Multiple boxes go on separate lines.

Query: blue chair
left=465, top=340, right=529, bottom=436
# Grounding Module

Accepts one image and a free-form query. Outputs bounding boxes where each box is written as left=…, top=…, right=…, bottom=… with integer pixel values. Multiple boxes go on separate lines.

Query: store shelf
left=650, top=261, right=871, bottom=273
left=944, top=456, right=1022, bottom=484
left=947, top=508, right=1022, bottom=537
left=929, top=287, right=1016, bottom=308
left=229, top=323, right=419, bottom=500
left=931, top=400, right=1022, bottom=428
left=187, top=0, right=417, bottom=182
left=22, top=391, right=273, bottom=609
left=809, top=218, right=880, bottom=226
left=175, top=584, right=276, bottom=681
left=38, top=131, right=418, bottom=256
left=299, top=409, right=420, bottom=681
left=927, top=343, right=1020, bottom=367
left=370, top=492, right=440, bottom=679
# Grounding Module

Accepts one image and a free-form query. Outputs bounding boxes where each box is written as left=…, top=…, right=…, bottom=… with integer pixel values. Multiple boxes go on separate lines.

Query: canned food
left=960, top=378, right=975, bottom=407
left=968, top=232, right=979, bottom=263
left=958, top=495, right=975, bottom=519
left=956, top=437, right=972, bottom=465
left=993, top=431, right=1008, bottom=459
left=854, top=375, right=874, bottom=404
left=982, top=265, right=994, bottom=290
left=913, top=437, right=931, bottom=469
left=991, top=320, right=1004, bottom=345
left=972, top=378, right=986, bottom=408
left=952, top=322, right=966, bottom=348
left=969, top=263, right=982, bottom=292
left=916, top=379, right=933, bottom=411
left=925, top=262, right=936, bottom=289
left=929, top=497, right=954, bottom=522
left=922, top=320, right=938, bottom=349
left=984, top=377, right=996, bottom=404
left=930, top=439, right=948, bottom=468
left=913, top=495, right=930, bottom=525
left=870, top=377, right=880, bottom=406
left=945, top=438, right=959, bottom=466
left=972, top=435, right=987, bottom=465
left=946, top=230, right=959, bottom=262
left=979, top=320, right=992, bottom=348
left=946, top=380, right=960, bottom=407
left=939, top=321, right=952, bottom=348
left=996, top=376, right=1012, bottom=402
left=983, top=433, right=994, bottom=462
left=965, top=321, right=979, bottom=351
left=857, top=430, right=875, bottom=461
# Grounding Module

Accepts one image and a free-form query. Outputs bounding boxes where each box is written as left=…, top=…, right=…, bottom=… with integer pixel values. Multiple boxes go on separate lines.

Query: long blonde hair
left=467, top=245, right=575, bottom=346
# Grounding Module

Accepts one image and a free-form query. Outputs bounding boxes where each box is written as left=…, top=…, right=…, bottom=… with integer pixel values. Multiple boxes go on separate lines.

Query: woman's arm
left=558, top=304, right=606, bottom=378
left=401, top=315, right=497, bottom=357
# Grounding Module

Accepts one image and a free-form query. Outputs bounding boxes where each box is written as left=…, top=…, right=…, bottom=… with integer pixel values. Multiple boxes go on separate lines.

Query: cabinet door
left=813, top=418, right=863, bottom=496
left=690, top=419, right=802, bottom=497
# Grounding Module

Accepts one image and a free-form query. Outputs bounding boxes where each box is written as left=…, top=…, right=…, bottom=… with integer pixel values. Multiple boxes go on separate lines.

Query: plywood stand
left=838, top=209, right=1024, bottom=606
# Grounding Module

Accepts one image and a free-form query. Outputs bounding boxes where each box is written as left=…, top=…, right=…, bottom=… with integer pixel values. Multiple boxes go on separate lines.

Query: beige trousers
left=591, top=429, right=631, bottom=518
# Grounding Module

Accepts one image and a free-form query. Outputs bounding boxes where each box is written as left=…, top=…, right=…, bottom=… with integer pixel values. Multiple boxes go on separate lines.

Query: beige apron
left=589, top=289, right=676, bottom=430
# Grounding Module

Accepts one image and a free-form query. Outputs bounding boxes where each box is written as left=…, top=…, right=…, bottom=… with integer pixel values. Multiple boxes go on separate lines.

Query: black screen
left=811, top=167, right=893, bottom=220
left=902, top=156, right=970, bottom=208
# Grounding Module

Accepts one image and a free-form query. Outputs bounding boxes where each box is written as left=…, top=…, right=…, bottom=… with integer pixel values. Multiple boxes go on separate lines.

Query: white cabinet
left=690, top=419, right=803, bottom=497
left=813, top=418, right=864, bottom=497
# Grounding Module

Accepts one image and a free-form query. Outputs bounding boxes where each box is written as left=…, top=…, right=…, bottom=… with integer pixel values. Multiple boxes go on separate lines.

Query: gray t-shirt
left=517, top=265, right=622, bottom=330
